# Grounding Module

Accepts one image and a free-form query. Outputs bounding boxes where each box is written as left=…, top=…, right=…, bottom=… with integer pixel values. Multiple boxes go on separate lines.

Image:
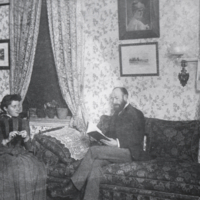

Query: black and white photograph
left=0, top=1, right=200, bottom=200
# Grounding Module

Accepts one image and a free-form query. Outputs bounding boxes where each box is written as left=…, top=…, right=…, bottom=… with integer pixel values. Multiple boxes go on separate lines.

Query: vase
left=45, top=107, right=56, bottom=118
left=56, top=108, right=68, bottom=119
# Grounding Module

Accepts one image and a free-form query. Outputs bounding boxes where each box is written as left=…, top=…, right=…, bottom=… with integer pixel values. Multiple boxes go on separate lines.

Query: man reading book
left=57, top=87, right=150, bottom=200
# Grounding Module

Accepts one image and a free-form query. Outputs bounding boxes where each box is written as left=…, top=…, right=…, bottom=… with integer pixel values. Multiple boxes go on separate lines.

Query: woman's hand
left=19, top=130, right=30, bottom=142
left=9, top=131, right=18, bottom=141
left=1, top=131, right=18, bottom=146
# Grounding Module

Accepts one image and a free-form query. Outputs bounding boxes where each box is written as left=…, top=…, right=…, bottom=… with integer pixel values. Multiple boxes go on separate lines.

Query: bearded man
left=60, top=87, right=149, bottom=200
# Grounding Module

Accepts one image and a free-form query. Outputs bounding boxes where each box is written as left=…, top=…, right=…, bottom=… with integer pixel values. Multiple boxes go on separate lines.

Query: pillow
left=33, top=134, right=73, bottom=164
left=147, top=119, right=200, bottom=162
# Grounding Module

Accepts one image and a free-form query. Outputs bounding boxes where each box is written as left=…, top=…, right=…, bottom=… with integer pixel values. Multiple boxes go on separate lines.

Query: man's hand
left=100, top=138, right=118, bottom=147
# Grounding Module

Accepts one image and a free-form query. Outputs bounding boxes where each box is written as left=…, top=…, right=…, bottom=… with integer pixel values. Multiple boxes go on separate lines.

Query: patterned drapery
left=47, top=0, right=87, bottom=130
left=9, top=0, right=42, bottom=102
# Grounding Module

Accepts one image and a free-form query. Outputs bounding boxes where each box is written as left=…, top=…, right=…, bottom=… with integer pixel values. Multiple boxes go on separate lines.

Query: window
left=23, top=0, right=71, bottom=117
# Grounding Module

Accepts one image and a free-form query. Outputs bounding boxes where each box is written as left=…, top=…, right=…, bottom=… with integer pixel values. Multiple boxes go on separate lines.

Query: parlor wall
left=0, top=1, right=199, bottom=123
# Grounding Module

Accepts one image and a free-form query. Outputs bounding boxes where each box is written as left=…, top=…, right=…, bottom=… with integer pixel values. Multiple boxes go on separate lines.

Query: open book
left=86, top=122, right=111, bottom=142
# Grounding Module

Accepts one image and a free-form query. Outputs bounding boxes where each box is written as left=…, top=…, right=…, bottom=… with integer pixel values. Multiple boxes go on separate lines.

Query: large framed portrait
left=119, top=42, right=159, bottom=76
left=118, top=0, right=159, bottom=40
left=0, top=40, right=10, bottom=70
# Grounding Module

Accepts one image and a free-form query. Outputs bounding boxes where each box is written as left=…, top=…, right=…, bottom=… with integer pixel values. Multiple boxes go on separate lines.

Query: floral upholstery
left=33, top=134, right=74, bottom=164
left=146, top=118, right=199, bottom=162
left=32, top=118, right=200, bottom=200
left=100, top=159, right=200, bottom=200
left=99, top=118, right=200, bottom=200
left=32, top=134, right=81, bottom=197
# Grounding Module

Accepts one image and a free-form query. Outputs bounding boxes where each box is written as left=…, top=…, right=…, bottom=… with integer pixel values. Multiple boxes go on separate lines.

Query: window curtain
left=9, top=0, right=42, bottom=103
left=47, top=0, right=87, bottom=131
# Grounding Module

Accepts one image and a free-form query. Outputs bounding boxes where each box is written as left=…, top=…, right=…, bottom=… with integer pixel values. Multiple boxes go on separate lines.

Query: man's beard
left=113, top=100, right=127, bottom=115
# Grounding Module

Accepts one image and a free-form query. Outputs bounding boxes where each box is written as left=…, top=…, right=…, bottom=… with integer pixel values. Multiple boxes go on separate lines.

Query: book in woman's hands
left=86, top=122, right=111, bottom=142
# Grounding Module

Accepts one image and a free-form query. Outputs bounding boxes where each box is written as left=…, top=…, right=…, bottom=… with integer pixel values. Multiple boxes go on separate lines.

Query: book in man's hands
left=86, top=122, right=111, bottom=142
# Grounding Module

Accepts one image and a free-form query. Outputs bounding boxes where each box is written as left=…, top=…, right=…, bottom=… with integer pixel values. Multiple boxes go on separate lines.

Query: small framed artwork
left=0, top=40, right=10, bottom=70
left=118, top=0, right=159, bottom=40
left=119, top=42, right=159, bottom=76
left=0, top=0, right=9, bottom=6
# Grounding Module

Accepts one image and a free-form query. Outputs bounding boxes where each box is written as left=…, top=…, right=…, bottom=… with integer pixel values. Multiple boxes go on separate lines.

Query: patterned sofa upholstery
left=99, top=118, right=200, bottom=200
left=32, top=118, right=200, bottom=200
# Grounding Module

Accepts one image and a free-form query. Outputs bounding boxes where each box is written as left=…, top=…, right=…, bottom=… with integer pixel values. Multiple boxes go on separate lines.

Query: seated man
left=58, top=87, right=150, bottom=200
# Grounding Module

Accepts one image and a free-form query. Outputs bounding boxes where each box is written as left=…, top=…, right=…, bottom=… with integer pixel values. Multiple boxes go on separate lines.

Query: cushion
left=33, top=139, right=60, bottom=166
left=146, top=119, right=200, bottom=162
left=33, top=134, right=73, bottom=164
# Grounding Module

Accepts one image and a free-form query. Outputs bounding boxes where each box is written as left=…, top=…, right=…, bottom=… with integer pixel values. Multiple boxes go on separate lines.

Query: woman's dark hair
left=1, top=94, right=21, bottom=112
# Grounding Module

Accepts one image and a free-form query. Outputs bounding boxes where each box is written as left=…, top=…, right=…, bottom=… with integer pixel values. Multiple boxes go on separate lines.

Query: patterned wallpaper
left=83, top=0, right=200, bottom=123
left=0, top=5, right=10, bottom=101
left=0, top=1, right=200, bottom=123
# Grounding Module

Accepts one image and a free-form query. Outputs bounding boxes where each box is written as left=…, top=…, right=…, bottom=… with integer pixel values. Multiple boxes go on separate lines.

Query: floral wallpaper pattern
left=0, top=5, right=9, bottom=100
left=82, top=0, right=200, bottom=123
left=0, top=1, right=200, bottom=122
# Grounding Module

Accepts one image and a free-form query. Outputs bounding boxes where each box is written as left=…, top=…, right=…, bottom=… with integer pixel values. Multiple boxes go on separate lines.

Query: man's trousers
left=71, top=145, right=132, bottom=200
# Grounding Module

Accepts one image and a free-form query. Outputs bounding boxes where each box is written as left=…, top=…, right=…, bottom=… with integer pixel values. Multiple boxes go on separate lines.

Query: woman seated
left=0, top=94, right=46, bottom=200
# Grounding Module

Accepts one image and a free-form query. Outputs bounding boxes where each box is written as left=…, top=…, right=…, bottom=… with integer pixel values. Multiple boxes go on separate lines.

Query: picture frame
left=196, top=60, right=200, bottom=91
left=0, top=0, right=9, bottom=6
left=0, top=40, right=10, bottom=70
left=118, top=0, right=159, bottom=40
left=119, top=42, right=159, bottom=76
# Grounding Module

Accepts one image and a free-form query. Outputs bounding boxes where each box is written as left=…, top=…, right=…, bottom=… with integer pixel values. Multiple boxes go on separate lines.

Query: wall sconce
left=168, top=45, right=197, bottom=87
left=178, top=60, right=189, bottom=87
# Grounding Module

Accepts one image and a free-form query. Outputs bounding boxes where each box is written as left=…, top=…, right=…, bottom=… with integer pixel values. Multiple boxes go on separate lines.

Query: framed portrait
left=0, top=40, right=10, bottom=70
left=118, top=0, right=159, bottom=40
left=0, top=0, right=9, bottom=6
left=119, top=42, right=159, bottom=76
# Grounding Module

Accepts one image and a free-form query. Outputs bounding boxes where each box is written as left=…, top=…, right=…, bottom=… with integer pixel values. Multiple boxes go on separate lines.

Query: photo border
left=119, top=42, right=159, bottom=77
left=118, top=0, right=159, bottom=40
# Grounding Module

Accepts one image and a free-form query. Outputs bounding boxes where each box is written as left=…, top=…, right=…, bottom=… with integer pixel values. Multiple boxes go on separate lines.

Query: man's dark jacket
left=98, top=104, right=148, bottom=161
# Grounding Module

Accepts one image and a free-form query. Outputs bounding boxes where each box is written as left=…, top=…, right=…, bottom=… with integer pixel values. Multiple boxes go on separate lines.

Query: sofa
left=32, top=117, right=200, bottom=200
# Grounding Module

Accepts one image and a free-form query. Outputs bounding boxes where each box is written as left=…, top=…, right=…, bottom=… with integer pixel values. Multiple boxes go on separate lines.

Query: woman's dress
left=0, top=115, right=47, bottom=200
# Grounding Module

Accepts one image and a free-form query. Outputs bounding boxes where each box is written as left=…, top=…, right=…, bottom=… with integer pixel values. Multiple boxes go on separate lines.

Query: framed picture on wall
left=0, top=0, right=9, bottom=6
left=0, top=40, right=10, bottom=70
left=196, top=60, right=200, bottom=91
left=118, top=0, right=159, bottom=40
left=119, top=42, right=159, bottom=76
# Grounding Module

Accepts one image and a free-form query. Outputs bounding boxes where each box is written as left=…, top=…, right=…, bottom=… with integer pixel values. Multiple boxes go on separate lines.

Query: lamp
left=168, top=45, right=197, bottom=87
left=178, top=60, right=189, bottom=87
